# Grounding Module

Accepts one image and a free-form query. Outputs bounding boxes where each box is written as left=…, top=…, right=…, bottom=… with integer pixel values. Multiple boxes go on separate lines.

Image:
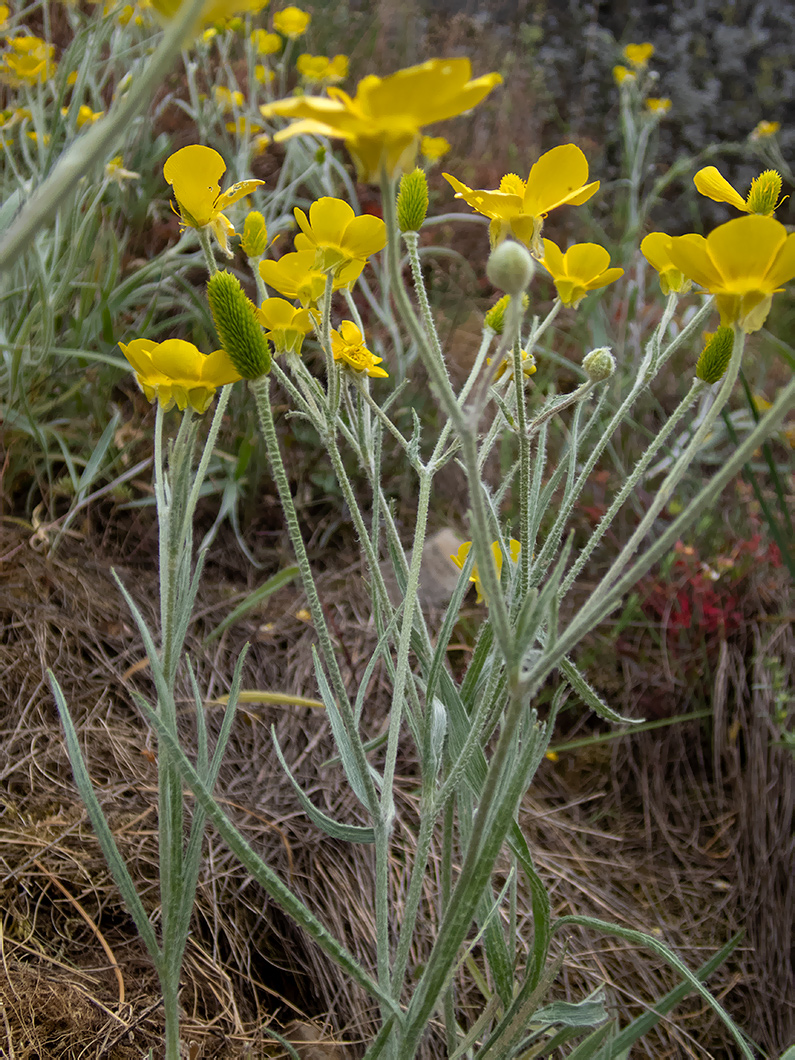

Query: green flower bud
left=483, top=293, right=530, bottom=334
left=746, top=169, right=782, bottom=216
left=582, top=346, right=615, bottom=382
left=397, top=168, right=429, bottom=233
left=486, top=239, right=535, bottom=296
left=241, top=211, right=268, bottom=258
left=207, top=271, right=271, bottom=380
left=695, top=326, right=734, bottom=383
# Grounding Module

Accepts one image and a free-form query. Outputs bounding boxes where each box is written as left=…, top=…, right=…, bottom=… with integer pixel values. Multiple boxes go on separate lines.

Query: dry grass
left=1, top=510, right=793, bottom=1058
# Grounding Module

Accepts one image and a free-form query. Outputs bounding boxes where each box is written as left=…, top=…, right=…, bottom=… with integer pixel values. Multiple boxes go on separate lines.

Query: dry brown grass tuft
left=1, top=515, right=792, bottom=1057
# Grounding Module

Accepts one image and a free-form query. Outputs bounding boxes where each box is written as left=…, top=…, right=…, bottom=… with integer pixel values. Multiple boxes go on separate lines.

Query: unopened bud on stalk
left=484, top=293, right=530, bottom=335
left=241, top=211, right=268, bottom=258
left=486, top=239, right=535, bottom=296
left=695, top=326, right=734, bottom=383
left=746, top=170, right=783, bottom=216
left=207, top=271, right=271, bottom=380
left=397, top=168, right=429, bottom=232
left=582, top=346, right=615, bottom=382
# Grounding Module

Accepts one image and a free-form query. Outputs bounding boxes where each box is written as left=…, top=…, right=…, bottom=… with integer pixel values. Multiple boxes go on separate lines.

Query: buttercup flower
left=226, top=116, right=264, bottom=137
left=612, top=65, right=635, bottom=86
left=119, top=338, right=241, bottom=412
left=540, top=239, right=623, bottom=307
left=76, top=104, right=104, bottom=128
left=293, top=196, right=387, bottom=274
left=256, top=297, right=314, bottom=354
left=105, top=155, right=140, bottom=184
left=260, top=57, right=502, bottom=183
left=450, top=539, right=521, bottom=604
left=272, top=5, right=310, bottom=37
left=150, top=0, right=267, bottom=31
left=1, top=36, right=57, bottom=85
left=487, top=348, right=536, bottom=381
left=214, top=85, right=244, bottom=112
left=645, top=97, right=671, bottom=115
left=259, top=249, right=363, bottom=306
left=750, top=120, right=780, bottom=141
left=665, top=214, right=795, bottom=332
left=421, top=135, right=450, bottom=163
left=444, top=144, right=599, bottom=252
left=331, top=320, right=388, bottom=378
left=640, top=232, right=692, bottom=295
left=163, top=144, right=264, bottom=256
left=623, top=42, right=654, bottom=68
left=296, top=54, right=348, bottom=85
left=693, top=166, right=784, bottom=217
left=251, top=28, right=281, bottom=54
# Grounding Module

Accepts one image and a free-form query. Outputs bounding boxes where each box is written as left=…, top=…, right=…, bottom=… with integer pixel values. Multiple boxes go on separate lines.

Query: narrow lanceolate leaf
left=272, top=730, right=375, bottom=843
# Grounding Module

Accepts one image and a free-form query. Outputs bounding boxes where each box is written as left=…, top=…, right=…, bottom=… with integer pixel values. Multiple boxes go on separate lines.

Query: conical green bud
left=483, top=293, right=530, bottom=334
left=695, top=326, right=734, bottom=383
left=745, top=169, right=782, bottom=216
left=241, top=211, right=268, bottom=258
left=397, top=168, right=428, bottom=233
left=207, top=271, right=271, bottom=380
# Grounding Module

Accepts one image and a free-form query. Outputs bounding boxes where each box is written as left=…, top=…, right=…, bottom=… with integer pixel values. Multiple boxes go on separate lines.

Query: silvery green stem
left=403, top=230, right=452, bottom=389
left=0, top=0, right=209, bottom=272
left=382, top=172, right=513, bottom=659
left=249, top=375, right=380, bottom=819
left=599, top=328, right=745, bottom=596
left=511, top=339, right=532, bottom=597
left=198, top=226, right=219, bottom=275
left=561, top=377, right=705, bottom=596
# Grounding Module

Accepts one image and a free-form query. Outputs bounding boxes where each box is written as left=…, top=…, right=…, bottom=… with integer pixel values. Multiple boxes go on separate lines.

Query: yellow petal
left=666, top=233, right=722, bottom=290
left=706, top=215, right=787, bottom=290
left=764, top=231, right=795, bottom=290
left=201, top=348, right=243, bottom=386
left=119, top=338, right=158, bottom=377
left=693, top=167, right=748, bottom=212
left=215, top=178, right=266, bottom=211
left=356, top=58, right=470, bottom=123
left=163, top=145, right=226, bottom=227
left=150, top=338, right=205, bottom=381
left=307, top=196, right=356, bottom=244
left=640, top=232, right=674, bottom=273
left=338, top=319, right=363, bottom=345
left=341, top=213, right=387, bottom=258
left=524, top=144, right=592, bottom=215
left=564, top=242, right=611, bottom=282
left=540, top=238, right=566, bottom=277
left=443, top=173, right=523, bottom=220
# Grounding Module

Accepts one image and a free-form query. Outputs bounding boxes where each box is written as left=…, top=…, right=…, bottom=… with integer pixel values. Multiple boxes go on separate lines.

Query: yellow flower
left=256, top=297, right=314, bottom=354
left=444, top=144, right=600, bottom=253
left=272, top=4, right=310, bottom=37
left=330, top=320, right=388, bottom=378
left=645, top=97, right=671, bottom=115
left=163, top=144, right=264, bottom=256
left=623, top=42, right=654, bottom=68
left=26, top=130, right=51, bottom=145
left=293, top=196, right=387, bottom=274
left=76, top=104, right=104, bottom=128
left=296, top=54, right=347, bottom=85
left=214, top=85, right=244, bottom=112
left=1, top=36, right=57, bottom=85
left=693, top=166, right=784, bottom=217
left=539, top=239, right=623, bottom=306
left=0, top=5, right=9, bottom=28
left=251, top=28, right=281, bottom=54
left=119, top=338, right=241, bottom=412
left=150, top=0, right=265, bottom=30
left=665, top=215, right=795, bottom=332
left=254, top=64, right=275, bottom=85
left=487, top=348, right=537, bottom=381
left=260, top=57, right=501, bottom=183
left=612, top=64, right=635, bottom=85
left=750, top=120, right=780, bottom=141
left=259, top=249, right=363, bottom=306
left=420, top=134, right=450, bottom=163
left=105, top=155, right=140, bottom=184
left=252, top=132, right=270, bottom=155
left=226, top=116, right=264, bottom=136
left=640, top=232, right=691, bottom=294
left=450, top=539, right=521, bottom=604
